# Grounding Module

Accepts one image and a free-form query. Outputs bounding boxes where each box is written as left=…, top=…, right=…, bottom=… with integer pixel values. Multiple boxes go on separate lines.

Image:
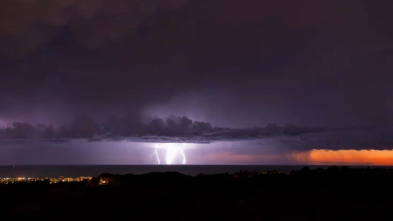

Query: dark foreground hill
left=1, top=167, right=393, bottom=221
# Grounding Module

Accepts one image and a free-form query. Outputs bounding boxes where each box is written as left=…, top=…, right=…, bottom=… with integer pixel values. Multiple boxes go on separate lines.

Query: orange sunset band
left=302, top=149, right=393, bottom=166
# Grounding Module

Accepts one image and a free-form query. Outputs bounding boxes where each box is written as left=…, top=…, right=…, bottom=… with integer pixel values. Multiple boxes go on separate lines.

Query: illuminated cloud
left=0, top=118, right=7, bottom=128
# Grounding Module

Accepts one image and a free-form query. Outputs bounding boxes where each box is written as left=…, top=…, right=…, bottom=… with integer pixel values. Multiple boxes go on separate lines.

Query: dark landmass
left=1, top=167, right=393, bottom=220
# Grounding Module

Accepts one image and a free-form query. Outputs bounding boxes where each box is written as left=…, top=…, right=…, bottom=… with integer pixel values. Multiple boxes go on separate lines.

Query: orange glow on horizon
left=295, top=149, right=393, bottom=166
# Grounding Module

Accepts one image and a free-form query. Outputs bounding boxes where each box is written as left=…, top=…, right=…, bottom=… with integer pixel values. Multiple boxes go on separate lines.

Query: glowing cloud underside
left=153, top=143, right=187, bottom=165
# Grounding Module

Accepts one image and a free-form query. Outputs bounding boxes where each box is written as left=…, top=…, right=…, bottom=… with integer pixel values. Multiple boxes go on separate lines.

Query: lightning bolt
left=154, top=149, right=161, bottom=164
left=180, top=148, right=186, bottom=164
left=152, top=143, right=187, bottom=165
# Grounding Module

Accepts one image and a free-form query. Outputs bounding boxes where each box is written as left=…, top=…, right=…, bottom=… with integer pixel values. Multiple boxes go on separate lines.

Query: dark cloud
left=0, top=0, right=189, bottom=57
left=299, top=125, right=393, bottom=150
left=2, top=116, right=393, bottom=152
left=0, top=115, right=323, bottom=141
left=0, top=0, right=392, bottom=129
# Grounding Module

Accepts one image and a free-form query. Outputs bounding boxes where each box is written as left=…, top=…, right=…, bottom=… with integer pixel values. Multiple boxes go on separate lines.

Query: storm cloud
left=2, top=115, right=393, bottom=151
left=0, top=115, right=321, bottom=140
left=1, top=1, right=393, bottom=137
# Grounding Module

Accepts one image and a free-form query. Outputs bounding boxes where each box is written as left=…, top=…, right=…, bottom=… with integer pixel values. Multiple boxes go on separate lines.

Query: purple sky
left=0, top=0, right=393, bottom=164
left=1, top=0, right=392, bottom=128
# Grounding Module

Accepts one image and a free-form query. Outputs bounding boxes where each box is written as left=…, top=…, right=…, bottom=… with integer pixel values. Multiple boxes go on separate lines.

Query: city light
left=0, top=176, right=92, bottom=184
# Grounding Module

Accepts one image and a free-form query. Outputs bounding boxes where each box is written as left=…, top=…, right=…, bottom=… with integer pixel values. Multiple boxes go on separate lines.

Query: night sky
left=1, top=0, right=393, bottom=165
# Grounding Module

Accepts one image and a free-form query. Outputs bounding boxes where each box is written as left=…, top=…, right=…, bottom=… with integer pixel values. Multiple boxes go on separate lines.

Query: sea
left=0, top=165, right=390, bottom=178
